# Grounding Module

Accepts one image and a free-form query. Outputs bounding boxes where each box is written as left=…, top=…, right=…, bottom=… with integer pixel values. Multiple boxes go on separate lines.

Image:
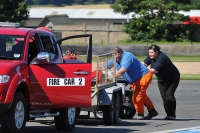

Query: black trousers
left=157, top=78, right=179, bottom=117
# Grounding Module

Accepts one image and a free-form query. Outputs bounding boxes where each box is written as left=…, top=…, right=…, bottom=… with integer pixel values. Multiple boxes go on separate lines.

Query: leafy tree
left=26, top=0, right=115, bottom=5
left=0, top=0, right=29, bottom=26
left=111, top=0, right=196, bottom=42
left=31, top=0, right=44, bottom=5
left=191, top=0, right=200, bottom=9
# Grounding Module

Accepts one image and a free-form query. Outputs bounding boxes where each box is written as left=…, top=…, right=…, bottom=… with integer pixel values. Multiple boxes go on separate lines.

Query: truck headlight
left=0, top=75, right=10, bottom=83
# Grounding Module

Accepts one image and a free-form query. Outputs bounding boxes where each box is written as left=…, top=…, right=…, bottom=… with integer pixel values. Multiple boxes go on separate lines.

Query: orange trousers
left=130, top=71, right=154, bottom=114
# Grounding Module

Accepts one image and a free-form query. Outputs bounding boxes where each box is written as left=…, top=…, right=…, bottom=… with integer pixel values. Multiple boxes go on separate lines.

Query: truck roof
left=0, top=27, right=33, bottom=36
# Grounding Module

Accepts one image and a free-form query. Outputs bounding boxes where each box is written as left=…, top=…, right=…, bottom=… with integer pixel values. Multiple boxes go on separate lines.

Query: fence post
left=83, top=23, right=87, bottom=43
left=106, top=23, right=110, bottom=44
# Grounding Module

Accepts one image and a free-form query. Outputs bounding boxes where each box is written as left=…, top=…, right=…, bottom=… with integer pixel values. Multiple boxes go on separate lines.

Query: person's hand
left=100, top=66, right=105, bottom=71
left=150, top=68, right=158, bottom=74
left=141, top=62, right=147, bottom=67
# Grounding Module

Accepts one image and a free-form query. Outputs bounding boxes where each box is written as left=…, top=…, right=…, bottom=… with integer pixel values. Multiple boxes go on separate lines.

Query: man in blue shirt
left=103, top=46, right=158, bottom=120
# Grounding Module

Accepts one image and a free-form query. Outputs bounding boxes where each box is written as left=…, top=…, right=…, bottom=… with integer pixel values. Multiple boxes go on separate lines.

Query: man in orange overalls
left=103, top=46, right=158, bottom=120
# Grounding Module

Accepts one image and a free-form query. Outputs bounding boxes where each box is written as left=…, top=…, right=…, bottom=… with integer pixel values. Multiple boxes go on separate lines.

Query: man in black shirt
left=142, top=45, right=180, bottom=120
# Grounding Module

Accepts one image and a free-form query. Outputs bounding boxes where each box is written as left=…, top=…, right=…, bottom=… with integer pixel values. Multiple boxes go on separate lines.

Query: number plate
left=47, top=78, right=85, bottom=86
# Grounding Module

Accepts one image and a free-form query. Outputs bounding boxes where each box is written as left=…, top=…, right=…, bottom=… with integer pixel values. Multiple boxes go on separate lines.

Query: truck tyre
left=114, top=93, right=120, bottom=124
left=103, top=96, right=114, bottom=125
left=0, top=92, right=27, bottom=133
left=54, top=107, right=77, bottom=132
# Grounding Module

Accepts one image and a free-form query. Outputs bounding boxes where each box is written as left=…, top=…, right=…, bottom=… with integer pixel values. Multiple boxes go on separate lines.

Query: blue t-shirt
left=103, top=52, right=149, bottom=83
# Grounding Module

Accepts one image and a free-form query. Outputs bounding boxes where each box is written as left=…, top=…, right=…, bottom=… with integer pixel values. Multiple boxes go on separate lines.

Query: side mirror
left=35, top=52, right=50, bottom=64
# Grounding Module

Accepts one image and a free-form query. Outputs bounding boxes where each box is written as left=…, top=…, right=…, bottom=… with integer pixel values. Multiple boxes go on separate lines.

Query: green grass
left=153, top=74, right=200, bottom=80
left=136, top=56, right=200, bottom=62
left=180, top=74, right=200, bottom=80
left=77, top=55, right=200, bottom=80
left=116, top=40, right=200, bottom=45
left=61, top=42, right=200, bottom=46
left=78, top=55, right=199, bottom=62
left=139, top=56, right=200, bottom=80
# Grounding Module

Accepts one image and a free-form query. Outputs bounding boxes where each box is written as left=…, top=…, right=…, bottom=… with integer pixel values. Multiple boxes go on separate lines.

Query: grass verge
left=78, top=55, right=200, bottom=62
left=136, top=56, right=200, bottom=62
left=180, top=74, right=200, bottom=80
left=77, top=55, right=200, bottom=80
left=153, top=74, right=200, bottom=80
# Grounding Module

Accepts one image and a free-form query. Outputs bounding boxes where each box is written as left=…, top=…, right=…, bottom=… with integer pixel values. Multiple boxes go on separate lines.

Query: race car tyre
left=0, top=92, right=27, bottom=133
left=54, top=107, right=77, bottom=132
left=103, top=96, right=114, bottom=125
left=114, top=93, right=120, bottom=124
left=123, top=107, right=136, bottom=119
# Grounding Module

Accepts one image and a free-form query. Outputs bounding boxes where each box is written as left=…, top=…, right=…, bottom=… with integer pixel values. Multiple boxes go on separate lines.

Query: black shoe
left=144, top=109, right=158, bottom=120
left=137, top=114, right=144, bottom=120
left=164, top=116, right=176, bottom=120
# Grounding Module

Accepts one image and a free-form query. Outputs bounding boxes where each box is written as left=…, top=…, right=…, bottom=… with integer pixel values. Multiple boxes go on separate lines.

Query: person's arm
left=150, top=53, right=167, bottom=74
left=101, top=57, right=115, bottom=70
left=115, top=52, right=132, bottom=78
left=143, top=55, right=151, bottom=67
left=141, top=61, right=148, bottom=67
left=115, top=68, right=126, bottom=78
left=150, top=68, right=158, bottom=74
left=142, top=55, right=159, bottom=73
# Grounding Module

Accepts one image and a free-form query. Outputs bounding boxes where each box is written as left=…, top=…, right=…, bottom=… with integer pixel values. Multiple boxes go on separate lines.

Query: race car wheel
left=0, top=92, right=27, bottom=133
left=121, top=89, right=136, bottom=119
left=123, top=107, right=136, bottom=119
left=54, top=107, right=77, bottom=132
left=114, top=93, right=120, bottom=124
left=103, top=96, right=114, bottom=125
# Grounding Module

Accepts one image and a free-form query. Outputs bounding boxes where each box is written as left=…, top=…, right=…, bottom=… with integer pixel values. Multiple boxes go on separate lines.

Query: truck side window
left=40, top=36, right=56, bottom=60
left=28, top=36, right=39, bottom=64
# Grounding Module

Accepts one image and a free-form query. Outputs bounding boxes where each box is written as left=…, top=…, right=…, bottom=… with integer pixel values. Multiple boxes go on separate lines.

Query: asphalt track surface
left=6, top=80, right=200, bottom=133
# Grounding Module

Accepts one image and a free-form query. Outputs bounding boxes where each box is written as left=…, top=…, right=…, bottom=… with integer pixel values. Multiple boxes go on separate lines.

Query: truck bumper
left=0, top=103, right=11, bottom=114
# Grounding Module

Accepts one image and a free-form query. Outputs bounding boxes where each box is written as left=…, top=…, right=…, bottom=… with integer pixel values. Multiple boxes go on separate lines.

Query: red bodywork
left=62, top=49, right=79, bottom=60
left=0, top=26, right=92, bottom=113
left=183, top=16, right=200, bottom=25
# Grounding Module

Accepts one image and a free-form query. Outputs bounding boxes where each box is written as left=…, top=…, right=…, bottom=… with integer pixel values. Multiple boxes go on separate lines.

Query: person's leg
left=158, top=79, right=179, bottom=118
left=143, top=83, right=158, bottom=119
left=132, top=84, right=144, bottom=115
left=143, top=85, right=154, bottom=112
left=131, top=71, right=158, bottom=119
left=165, top=81, right=179, bottom=117
left=132, top=84, right=155, bottom=120
left=158, top=81, right=168, bottom=116
left=143, top=71, right=155, bottom=112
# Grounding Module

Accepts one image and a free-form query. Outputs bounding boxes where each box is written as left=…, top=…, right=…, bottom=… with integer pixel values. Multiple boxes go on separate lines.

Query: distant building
left=26, top=8, right=134, bottom=27
left=27, top=8, right=200, bottom=28
left=26, top=8, right=200, bottom=43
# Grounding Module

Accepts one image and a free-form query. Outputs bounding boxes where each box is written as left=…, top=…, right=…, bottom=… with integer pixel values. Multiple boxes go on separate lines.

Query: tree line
left=25, top=0, right=200, bottom=9
left=111, top=0, right=200, bottom=42
left=25, top=0, right=114, bottom=5
left=1, top=0, right=200, bottom=42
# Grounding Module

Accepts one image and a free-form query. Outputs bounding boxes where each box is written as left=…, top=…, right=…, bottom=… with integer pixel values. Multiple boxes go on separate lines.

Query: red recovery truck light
left=183, top=16, right=200, bottom=25
left=0, top=22, right=20, bottom=28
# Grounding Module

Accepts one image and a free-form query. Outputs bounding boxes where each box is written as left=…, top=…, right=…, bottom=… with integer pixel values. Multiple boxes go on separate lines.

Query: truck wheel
left=103, top=96, right=114, bottom=125
left=54, top=107, right=77, bottom=132
left=0, top=92, right=27, bottom=133
left=114, top=93, right=120, bottom=124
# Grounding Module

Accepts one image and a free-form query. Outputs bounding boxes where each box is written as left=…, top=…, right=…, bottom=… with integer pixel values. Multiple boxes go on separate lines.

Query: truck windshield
left=0, top=35, right=25, bottom=60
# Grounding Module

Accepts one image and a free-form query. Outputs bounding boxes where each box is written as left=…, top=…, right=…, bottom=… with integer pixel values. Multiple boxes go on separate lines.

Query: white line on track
left=150, top=126, right=200, bottom=133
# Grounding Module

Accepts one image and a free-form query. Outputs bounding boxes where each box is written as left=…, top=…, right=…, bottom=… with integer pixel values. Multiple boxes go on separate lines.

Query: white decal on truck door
left=47, top=78, right=85, bottom=86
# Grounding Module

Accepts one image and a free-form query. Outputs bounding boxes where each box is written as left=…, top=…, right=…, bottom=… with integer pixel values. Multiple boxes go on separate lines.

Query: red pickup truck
left=0, top=22, right=92, bottom=133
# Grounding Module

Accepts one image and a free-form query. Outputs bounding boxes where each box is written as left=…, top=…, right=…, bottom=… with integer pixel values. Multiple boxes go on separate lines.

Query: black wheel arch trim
left=0, top=103, right=11, bottom=114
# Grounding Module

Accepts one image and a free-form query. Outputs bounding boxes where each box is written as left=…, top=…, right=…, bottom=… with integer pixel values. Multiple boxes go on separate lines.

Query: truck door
left=29, top=34, right=92, bottom=109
